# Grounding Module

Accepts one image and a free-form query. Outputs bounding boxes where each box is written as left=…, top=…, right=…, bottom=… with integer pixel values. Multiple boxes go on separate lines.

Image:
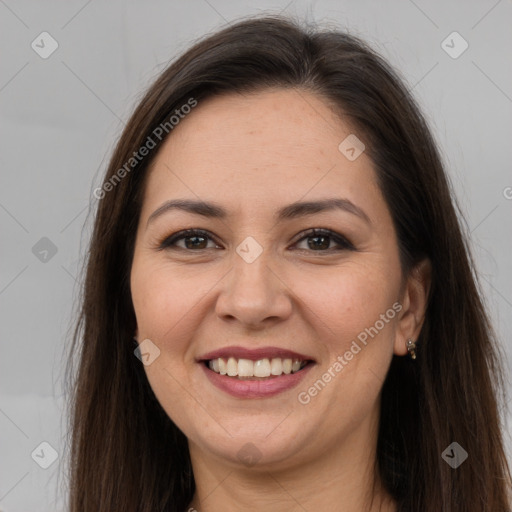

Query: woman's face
left=130, top=89, right=412, bottom=470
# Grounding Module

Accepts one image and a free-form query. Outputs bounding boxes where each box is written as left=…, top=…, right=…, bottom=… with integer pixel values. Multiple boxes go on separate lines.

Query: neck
left=187, top=409, right=396, bottom=512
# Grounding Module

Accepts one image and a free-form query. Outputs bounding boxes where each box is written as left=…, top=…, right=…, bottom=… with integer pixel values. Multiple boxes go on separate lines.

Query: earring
left=406, top=339, right=417, bottom=360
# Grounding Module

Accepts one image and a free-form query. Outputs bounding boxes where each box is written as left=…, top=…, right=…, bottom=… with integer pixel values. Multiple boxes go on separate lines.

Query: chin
left=188, top=415, right=317, bottom=471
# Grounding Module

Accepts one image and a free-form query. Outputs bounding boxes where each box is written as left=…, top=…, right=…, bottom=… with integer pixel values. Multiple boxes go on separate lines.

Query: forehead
left=141, top=89, right=383, bottom=222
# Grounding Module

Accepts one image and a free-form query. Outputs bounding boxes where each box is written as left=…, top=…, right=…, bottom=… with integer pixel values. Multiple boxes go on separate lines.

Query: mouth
left=204, top=357, right=312, bottom=379
left=197, top=346, right=316, bottom=398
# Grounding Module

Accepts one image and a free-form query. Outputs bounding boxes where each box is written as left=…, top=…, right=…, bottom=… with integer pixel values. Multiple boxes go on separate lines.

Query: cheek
left=295, top=267, right=399, bottom=411
left=130, top=261, right=207, bottom=427
left=292, top=261, right=400, bottom=410
left=296, top=263, right=399, bottom=340
left=131, top=260, right=207, bottom=343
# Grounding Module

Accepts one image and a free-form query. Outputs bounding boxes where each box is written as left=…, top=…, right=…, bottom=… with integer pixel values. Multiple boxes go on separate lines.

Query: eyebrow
left=146, top=197, right=371, bottom=228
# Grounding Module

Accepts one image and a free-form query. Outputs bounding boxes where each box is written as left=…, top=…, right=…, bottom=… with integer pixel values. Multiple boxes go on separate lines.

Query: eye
left=293, top=228, right=355, bottom=252
left=159, top=229, right=221, bottom=250
left=159, top=228, right=355, bottom=253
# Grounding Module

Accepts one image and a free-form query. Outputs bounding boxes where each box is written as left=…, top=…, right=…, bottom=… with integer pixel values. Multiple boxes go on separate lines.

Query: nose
left=214, top=250, right=293, bottom=329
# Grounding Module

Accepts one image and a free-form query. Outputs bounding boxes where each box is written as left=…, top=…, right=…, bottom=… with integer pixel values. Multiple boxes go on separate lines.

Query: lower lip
left=200, top=363, right=314, bottom=399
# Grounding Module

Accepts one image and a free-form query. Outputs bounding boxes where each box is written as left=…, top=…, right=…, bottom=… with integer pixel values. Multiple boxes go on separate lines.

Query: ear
left=394, top=258, right=431, bottom=356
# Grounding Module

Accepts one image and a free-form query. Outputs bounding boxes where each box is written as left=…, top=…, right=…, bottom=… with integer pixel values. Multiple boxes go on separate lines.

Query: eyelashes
left=159, top=229, right=219, bottom=251
left=292, top=228, right=355, bottom=252
left=158, top=228, right=356, bottom=253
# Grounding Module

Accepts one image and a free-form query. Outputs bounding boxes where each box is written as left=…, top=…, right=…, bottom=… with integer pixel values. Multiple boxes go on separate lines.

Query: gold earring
left=406, top=339, right=417, bottom=360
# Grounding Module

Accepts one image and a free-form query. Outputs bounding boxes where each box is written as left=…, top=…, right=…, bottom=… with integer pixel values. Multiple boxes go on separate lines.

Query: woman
left=66, top=15, right=511, bottom=511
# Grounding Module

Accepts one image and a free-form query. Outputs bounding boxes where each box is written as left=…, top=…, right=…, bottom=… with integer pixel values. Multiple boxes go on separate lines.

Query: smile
left=207, top=357, right=309, bottom=378
left=198, top=346, right=316, bottom=398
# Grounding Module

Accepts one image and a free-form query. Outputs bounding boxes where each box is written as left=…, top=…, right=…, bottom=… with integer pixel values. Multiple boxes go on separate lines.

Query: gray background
left=1, top=0, right=511, bottom=510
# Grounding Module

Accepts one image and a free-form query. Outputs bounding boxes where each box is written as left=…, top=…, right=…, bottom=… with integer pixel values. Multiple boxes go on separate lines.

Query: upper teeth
left=208, top=357, right=306, bottom=377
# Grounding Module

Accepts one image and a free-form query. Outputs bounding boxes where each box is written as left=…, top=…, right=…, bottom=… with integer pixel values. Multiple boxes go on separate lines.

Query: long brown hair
left=66, top=15, right=511, bottom=511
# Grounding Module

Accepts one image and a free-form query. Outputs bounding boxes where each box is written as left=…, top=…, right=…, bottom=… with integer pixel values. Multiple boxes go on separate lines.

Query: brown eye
left=159, top=228, right=354, bottom=253
left=160, top=229, right=220, bottom=250
left=293, top=229, right=355, bottom=252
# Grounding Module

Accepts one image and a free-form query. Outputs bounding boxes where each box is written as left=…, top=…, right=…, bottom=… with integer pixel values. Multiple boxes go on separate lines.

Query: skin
left=130, top=88, right=431, bottom=512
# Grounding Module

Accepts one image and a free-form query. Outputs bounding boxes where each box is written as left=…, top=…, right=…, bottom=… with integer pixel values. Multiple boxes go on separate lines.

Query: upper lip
left=197, top=346, right=315, bottom=362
